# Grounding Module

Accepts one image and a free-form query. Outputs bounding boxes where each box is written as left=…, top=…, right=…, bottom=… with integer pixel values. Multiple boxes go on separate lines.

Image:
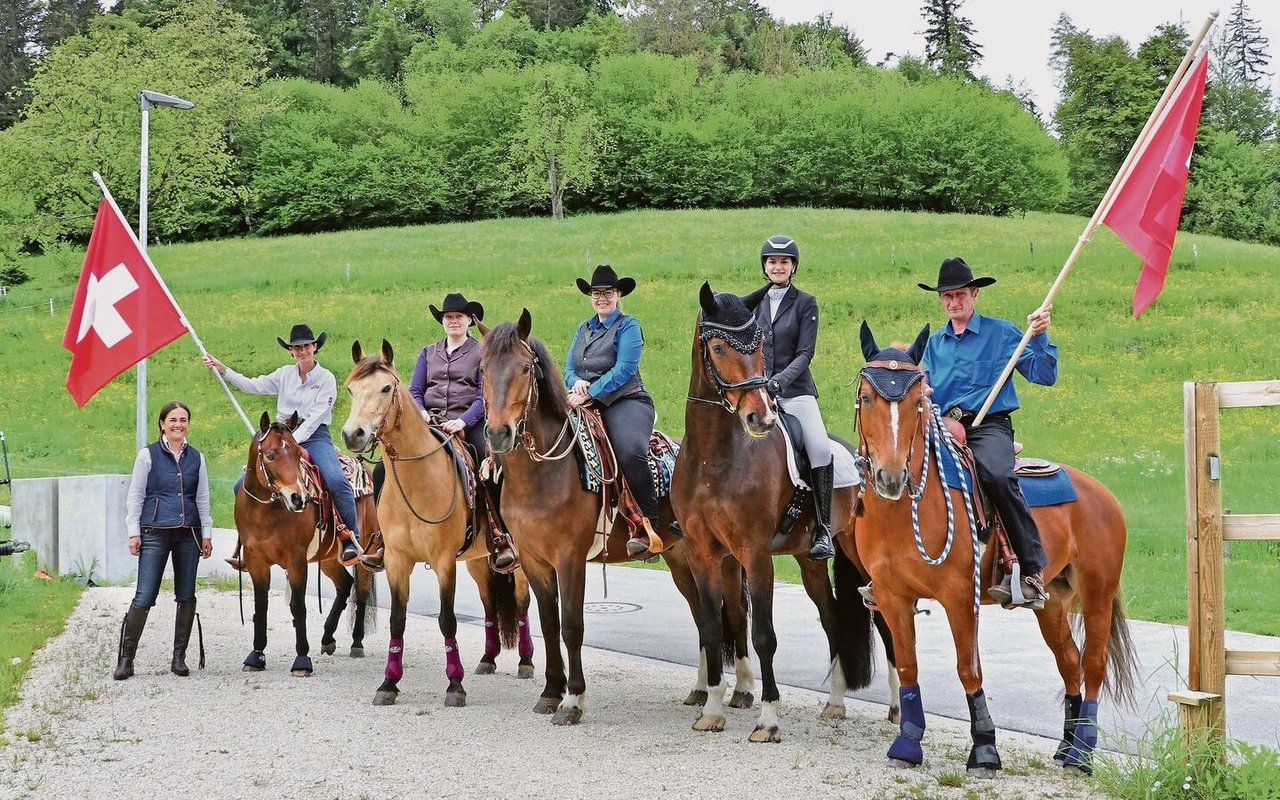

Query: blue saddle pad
left=937, top=442, right=1077, bottom=507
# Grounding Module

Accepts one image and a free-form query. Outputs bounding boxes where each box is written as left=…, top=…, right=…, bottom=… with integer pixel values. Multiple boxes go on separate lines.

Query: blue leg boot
left=1063, top=698, right=1099, bottom=774
left=965, top=689, right=1002, bottom=775
left=887, top=684, right=926, bottom=765
left=1055, top=693, right=1083, bottom=762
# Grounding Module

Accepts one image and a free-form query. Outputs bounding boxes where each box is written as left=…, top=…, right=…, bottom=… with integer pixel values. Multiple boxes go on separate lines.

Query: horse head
left=693, top=281, right=775, bottom=437
left=482, top=309, right=569, bottom=454
left=856, top=321, right=931, bottom=500
left=342, top=338, right=402, bottom=453
left=253, top=410, right=308, bottom=512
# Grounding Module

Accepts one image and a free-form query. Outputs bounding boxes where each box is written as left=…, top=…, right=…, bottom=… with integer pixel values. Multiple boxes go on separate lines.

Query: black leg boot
left=808, top=462, right=836, bottom=560
left=172, top=600, right=196, bottom=676
left=114, top=605, right=149, bottom=680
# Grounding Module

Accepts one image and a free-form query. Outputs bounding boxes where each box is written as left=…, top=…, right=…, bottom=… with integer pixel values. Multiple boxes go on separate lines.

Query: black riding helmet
left=760, top=235, right=799, bottom=278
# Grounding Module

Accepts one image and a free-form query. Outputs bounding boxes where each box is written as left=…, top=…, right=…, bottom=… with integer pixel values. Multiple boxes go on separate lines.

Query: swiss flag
left=1103, top=50, right=1209, bottom=316
left=62, top=199, right=188, bottom=407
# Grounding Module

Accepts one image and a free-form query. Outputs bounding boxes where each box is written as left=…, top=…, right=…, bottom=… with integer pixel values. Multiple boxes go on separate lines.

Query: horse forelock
left=347, top=355, right=400, bottom=384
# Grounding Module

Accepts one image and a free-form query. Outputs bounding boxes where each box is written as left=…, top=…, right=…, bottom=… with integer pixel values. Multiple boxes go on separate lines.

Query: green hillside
left=2, top=207, right=1278, bottom=633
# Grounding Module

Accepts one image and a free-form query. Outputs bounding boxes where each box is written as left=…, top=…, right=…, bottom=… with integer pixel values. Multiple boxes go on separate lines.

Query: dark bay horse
left=235, top=411, right=374, bottom=676
left=670, top=284, right=884, bottom=742
left=482, top=310, right=753, bottom=725
left=845, top=323, right=1138, bottom=775
left=341, top=340, right=533, bottom=707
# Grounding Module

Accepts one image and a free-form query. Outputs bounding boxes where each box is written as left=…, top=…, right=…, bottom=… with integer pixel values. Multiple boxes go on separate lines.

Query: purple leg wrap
left=518, top=614, right=535, bottom=659
left=484, top=615, right=501, bottom=658
left=385, top=638, right=404, bottom=683
left=445, top=637, right=465, bottom=681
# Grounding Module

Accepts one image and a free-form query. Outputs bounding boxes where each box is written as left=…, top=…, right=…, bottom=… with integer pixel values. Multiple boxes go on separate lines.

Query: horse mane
left=347, top=355, right=402, bottom=383
left=486, top=322, right=571, bottom=419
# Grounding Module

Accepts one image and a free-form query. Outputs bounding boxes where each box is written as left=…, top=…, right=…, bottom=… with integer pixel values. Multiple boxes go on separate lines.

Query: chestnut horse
left=671, top=284, right=885, bottom=742
left=341, top=340, right=534, bottom=707
left=844, top=323, right=1138, bottom=775
left=235, top=411, right=375, bottom=676
left=482, top=311, right=754, bottom=726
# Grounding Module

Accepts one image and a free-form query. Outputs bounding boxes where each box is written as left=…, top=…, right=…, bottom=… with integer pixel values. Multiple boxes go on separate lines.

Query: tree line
left=0, top=0, right=1276, bottom=277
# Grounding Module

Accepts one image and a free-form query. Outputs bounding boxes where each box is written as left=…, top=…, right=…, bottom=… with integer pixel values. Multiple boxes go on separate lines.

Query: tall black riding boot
left=172, top=600, right=196, bottom=676
left=808, top=462, right=836, bottom=561
left=114, top=605, right=150, bottom=680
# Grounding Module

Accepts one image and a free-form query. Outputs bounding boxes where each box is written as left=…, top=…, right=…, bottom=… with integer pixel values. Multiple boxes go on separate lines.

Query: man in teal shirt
left=920, top=258, right=1056, bottom=609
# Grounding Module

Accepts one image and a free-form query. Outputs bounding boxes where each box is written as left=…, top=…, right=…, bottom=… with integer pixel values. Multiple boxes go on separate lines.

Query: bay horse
left=844, top=322, right=1138, bottom=775
left=671, top=283, right=886, bottom=742
left=481, top=310, right=754, bottom=726
left=341, top=340, right=534, bottom=707
left=235, top=411, right=375, bottom=676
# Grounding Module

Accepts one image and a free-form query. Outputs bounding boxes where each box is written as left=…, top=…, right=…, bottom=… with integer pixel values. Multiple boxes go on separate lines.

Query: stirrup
left=491, top=548, right=519, bottom=573
left=225, top=556, right=245, bottom=572
left=857, top=583, right=879, bottom=612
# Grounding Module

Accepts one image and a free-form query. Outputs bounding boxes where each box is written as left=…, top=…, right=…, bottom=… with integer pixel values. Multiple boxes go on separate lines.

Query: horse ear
left=352, top=340, right=363, bottom=364
left=859, top=320, right=879, bottom=361
left=517, top=308, right=532, bottom=340
left=909, top=325, right=931, bottom=365
left=287, top=411, right=301, bottom=431
left=259, top=411, right=270, bottom=432
left=699, top=281, right=716, bottom=316
left=381, top=339, right=394, bottom=367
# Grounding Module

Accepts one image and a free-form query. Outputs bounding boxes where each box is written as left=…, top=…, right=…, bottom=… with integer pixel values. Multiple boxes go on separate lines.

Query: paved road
left=202, top=527, right=1280, bottom=750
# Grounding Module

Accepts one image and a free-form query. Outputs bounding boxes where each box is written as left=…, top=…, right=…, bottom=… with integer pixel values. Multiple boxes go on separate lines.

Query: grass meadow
left=1, top=206, right=1277, bottom=633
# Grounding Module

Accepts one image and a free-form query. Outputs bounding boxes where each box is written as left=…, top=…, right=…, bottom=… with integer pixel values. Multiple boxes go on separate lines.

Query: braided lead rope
left=931, top=404, right=982, bottom=616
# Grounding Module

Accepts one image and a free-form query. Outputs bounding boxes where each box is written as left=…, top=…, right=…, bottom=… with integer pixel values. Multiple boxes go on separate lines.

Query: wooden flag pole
left=970, top=12, right=1217, bottom=427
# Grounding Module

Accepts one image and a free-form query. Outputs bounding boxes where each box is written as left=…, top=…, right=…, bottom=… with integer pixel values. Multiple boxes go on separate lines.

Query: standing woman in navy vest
left=740, top=235, right=835, bottom=561
left=116, top=400, right=213, bottom=680
left=564, top=265, right=659, bottom=558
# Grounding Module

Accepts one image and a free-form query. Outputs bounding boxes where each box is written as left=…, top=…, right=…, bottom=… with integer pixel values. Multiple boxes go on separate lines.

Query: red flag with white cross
left=62, top=199, right=188, bottom=407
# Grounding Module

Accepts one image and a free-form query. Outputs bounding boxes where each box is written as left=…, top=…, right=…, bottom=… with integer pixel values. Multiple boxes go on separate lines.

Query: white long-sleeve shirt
left=125, top=440, right=214, bottom=538
left=224, top=361, right=337, bottom=444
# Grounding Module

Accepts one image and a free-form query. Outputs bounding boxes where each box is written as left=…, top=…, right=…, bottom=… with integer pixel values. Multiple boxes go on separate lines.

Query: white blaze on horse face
left=890, top=399, right=902, bottom=455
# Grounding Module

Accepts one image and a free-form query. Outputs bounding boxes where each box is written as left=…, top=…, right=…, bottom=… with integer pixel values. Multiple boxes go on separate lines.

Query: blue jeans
left=130, top=526, right=201, bottom=609
left=233, top=424, right=360, bottom=541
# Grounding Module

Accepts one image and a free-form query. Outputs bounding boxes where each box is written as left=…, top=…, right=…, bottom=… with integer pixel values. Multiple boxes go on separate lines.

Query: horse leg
left=318, top=558, right=353, bottom=657
left=524, top=558, right=565, bottom=715
left=722, top=558, right=755, bottom=709
left=942, top=598, right=1000, bottom=777
left=287, top=561, right=313, bottom=677
left=688, top=551, right=727, bottom=732
left=796, top=557, right=847, bottom=721
left=434, top=557, right=467, bottom=707
left=1064, top=576, right=1119, bottom=775
left=468, top=560, right=499, bottom=675
left=877, top=593, right=925, bottom=767
left=875, top=612, right=901, bottom=724
left=350, top=557, right=372, bottom=657
left=551, top=560, right=587, bottom=726
left=1032, top=587, right=1084, bottom=764
left=243, top=563, right=271, bottom=671
left=743, top=551, right=782, bottom=743
left=515, top=569, right=535, bottom=679
left=374, top=554, right=412, bottom=706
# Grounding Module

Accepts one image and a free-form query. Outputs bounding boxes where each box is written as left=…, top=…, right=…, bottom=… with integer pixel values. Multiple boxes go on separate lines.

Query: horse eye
left=381, top=384, right=392, bottom=394
left=522, top=363, right=532, bottom=375
left=860, top=393, right=872, bottom=405
left=711, top=344, right=724, bottom=356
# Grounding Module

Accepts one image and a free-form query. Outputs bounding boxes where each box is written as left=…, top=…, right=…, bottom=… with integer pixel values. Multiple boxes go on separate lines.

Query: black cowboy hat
left=918, top=257, right=997, bottom=293
left=277, top=323, right=326, bottom=352
left=429, top=292, right=485, bottom=325
left=576, top=264, right=636, bottom=297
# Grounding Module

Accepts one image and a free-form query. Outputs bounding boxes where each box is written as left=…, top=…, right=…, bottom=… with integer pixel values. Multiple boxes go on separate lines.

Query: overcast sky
left=758, top=1, right=1280, bottom=115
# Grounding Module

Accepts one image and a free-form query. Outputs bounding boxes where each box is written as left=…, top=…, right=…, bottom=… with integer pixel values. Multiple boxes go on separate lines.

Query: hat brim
left=278, top=331, right=326, bottom=351
left=430, top=303, right=484, bottom=325
left=918, top=276, right=996, bottom=292
left=577, top=277, right=636, bottom=297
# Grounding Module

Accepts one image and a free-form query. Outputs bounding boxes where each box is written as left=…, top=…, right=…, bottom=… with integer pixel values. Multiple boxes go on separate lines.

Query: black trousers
left=965, top=415, right=1047, bottom=575
left=601, top=393, right=659, bottom=523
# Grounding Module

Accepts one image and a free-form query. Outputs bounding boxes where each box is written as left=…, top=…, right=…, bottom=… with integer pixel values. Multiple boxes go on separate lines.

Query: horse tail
left=831, top=544, right=876, bottom=690
left=1069, top=588, right=1139, bottom=710
left=487, top=570, right=520, bottom=650
left=721, top=566, right=748, bottom=665
left=351, top=562, right=378, bottom=633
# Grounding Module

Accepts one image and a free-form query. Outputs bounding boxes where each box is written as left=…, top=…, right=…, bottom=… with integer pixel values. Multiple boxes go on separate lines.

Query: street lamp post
left=136, top=90, right=194, bottom=451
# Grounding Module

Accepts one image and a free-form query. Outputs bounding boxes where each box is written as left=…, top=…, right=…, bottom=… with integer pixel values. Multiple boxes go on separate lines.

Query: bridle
left=853, top=358, right=927, bottom=495
left=502, top=339, right=576, bottom=462
left=688, top=312, right=772, bottom=415
left=242, top=424, right=318, bottom=506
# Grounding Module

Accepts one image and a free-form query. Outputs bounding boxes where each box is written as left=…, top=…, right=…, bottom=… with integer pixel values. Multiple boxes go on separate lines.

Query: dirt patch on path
left=1, top=587, right=1104, bottom=799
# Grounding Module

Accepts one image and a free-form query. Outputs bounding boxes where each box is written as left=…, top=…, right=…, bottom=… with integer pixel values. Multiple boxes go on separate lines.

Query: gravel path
left=2, top=587, right=1105, bottom=800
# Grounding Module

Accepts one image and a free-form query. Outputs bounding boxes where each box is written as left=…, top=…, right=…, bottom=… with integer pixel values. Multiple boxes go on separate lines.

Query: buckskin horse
left=341, top=340, right=534, bottom=707
left=670, top=283, right=885, bottom=742
left=481, top=310, right=754, bottom=726
left=844, top=322, right=1138, bottom=774
left=235, top=411, right=375, bottom=676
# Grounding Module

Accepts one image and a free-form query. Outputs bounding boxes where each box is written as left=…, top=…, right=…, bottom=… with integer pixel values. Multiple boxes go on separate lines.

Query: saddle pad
left=338, top=454, right=374, bottom=499
left=779, top=425, right=862, bottom=490
left=576, top=425, right=680, bottom=499
left=938, top=443, right=1077, bottom=507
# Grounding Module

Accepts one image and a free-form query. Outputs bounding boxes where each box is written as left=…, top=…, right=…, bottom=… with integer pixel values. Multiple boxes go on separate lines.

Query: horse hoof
left=517, top=663, right=535, bottom=680
left=445, top=691, right=467, bottom=708
left=551, top=706, right=583, bottom=726
left=241, top=664, right=265, bottom=673
left=683, top=690, right=708, bottom=707
left=692, top=714, right=725, bottom=732
left=888, top=707, right=901, bottom=725
left=475, top=661, right=497, bottom=676
left=1063, top=763, right=1093, bottom=776
left=320, top=641, right=336, bottom=656
left=729, top=691, right=754, bottom=709
left=748, top=725, right=782, bottom=743
left=291, top=669, right=313, bottom=677
left=349, top=646, right=364, bottom=658
left=819, top=702, right=846, bottom=721
left=533, top=696, right=560, bottom=714
left=888, top=758, right=918, bottom=769
left=968, top=767, right=999, bottom=780
left=373, top=690, right=398, bottom=706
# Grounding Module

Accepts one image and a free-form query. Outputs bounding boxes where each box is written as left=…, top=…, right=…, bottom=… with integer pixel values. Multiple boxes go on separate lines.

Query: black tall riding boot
left=808, top=462, right=836, bottom=561
left=114, top=605, right=150, bottom=680
left=172, top=600, right=196, bottom=676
